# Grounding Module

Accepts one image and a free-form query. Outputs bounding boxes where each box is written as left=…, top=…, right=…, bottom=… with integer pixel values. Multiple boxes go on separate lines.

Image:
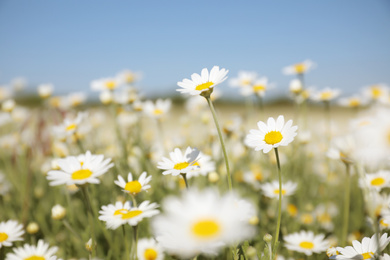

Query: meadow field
left=1, top=67, right=390, bottom=260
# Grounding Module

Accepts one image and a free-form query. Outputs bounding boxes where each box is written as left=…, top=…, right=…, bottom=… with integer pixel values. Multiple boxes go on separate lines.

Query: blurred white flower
left=0, top=220, right=24, bottom=248
left=283, top=60, right=316, bottom=75
left=5, top=239, right=58, bottom=260
left=38, top=83, right=53, bottom=99
left=260, top=180, right=297, bottom=199
left=229, top=71, right=257, bottom=88
left=137, top=238, right=164, bottom=260
left=284, top=230, right=329, bottom=256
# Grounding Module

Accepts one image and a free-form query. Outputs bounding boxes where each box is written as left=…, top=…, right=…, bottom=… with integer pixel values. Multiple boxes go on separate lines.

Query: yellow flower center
left=287, top=204, right=298, bottom=217
left=114, top=209, right=128, bottom=215
left=241, top=79, right=251, bottom=86
left=299, top=241, right=314, bottom=249
left=371, top=87, right=382, bottom=98
left=24, top=256, right=45, bottom=260
left=380, top=219, right=389, bottom=227
left=253, top=85, right=266, bottom=92
left=301, top=214, right=314, bottom=224
left=192, top=219, right=220, bottom=239
left=126, top=74, right=135, bottom=83
left=121, top=210, right=143, bottom=220
left=320, top=91, right=333, bottom=100
left=195, top=82, right=214, bottom=91
left=371, top=177, right=385, bottom=186
left=362, top=252, right=374, bottom=259
left=71, top=169, right=93, bottom=180
left=264, top=131, right=283, bottom=145
left=253, top=171, right=262, bottom=181
left=273, top=189, right=286, bottom=195
left=153, top=109, right=163, bottom=115
left=66, top=123, right=77, bottom=131
left=349, top=99, right=360, bottom=107
left=294, top=63, right=306, bottom=74
left=318, top=213, right=331, bottom=223
left=0, top=232, right=8, bottom=242
left=174, top=162, right=190, bottom=170
left=144, top=248, right=158, bottom=260
left=125, top=181, right=142, bottom=194
left=105, top=81, right=116, bottom=90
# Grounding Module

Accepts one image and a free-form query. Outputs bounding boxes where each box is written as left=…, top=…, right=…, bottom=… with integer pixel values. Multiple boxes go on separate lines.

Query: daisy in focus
left=245, top=115, right=298, bottom=153
left=99, top=200, right=159, bottom=230
left=330, top=233, right=390, bottom=259
left=152, top=189, right=255, bottom=258
left=360, top=170, right=390, bottom=191
left=5, top=239, right=58, bottom=260
left=137, top=238, right=164, bottom=260
left=260, top=180, right=297, bottom=199
left=0, top=220, right=24, bottom=248
left=46, top=151, right=114, bottom=186
left=157, top=147, right=200, bottom=176
left=176, top=66, right=228, bottom=96
left=283, top=60, right=315, bottom=75
left=284, top=230, right=329, bottom=256
left=114, top=172, right=152, bottom=195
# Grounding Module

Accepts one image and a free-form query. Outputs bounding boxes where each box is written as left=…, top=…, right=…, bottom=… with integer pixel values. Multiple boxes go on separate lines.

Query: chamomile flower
left=5, top=239, right=58, bottom=260
left=361, top=171, right=390, bottom=191
left=330, top=233, right=390, bottom=259
left=284, top=230, right=329, bottom=256
left=143, top=99, right=171, bottom=119
left=177, top=66, right=228, bottom=96
left=0, top=220, right=24, bottom=248
left=240, top=77, right=274, bottom=97
left=283, top=60, right=315, bottom=75
left=338, top=95, right=367, bottom=108
left=260, top=181, right=297, bottom=199
left=38, top=83, right=53, bottom=99
left=362, top=84, right=389, bottom=102
left=116, top=69, right=142, bottom=85
left=46, top=151, right=114, bottom=186
left=91, top=77, right=121, bottom=92
left=157, top=147, right=200, bottom=176
left=114, top=172, right=152, bottom=195
left=137, top=238, right=164, bottom=260
left=245, top=115, right=298, bottom=153
left=99, top=200, right=159, bottom=230
left=311, top=87, right=341, bottom=102
left=152, top=188, right=255, bottom=258
left=186, top=152, right=216, bottom=179
left=52, top=112, right=88, bottom=139
left=229, top=71, right=257, bottom=88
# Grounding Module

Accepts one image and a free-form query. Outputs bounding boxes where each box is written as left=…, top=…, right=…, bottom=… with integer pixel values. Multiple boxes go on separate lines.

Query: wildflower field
left=1, top=64, right=390, bottom=260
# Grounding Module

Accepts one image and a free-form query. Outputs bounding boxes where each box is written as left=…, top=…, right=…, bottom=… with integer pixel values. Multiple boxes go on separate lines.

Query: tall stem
left=341, top=163, right=351, bottom=246
left=122, top=225, right=130, bottom=260
left=273, top=148, right=282, bottom=253
left=131, top=226, right=138, bottom=260
left=205, top=96, right=232, bottom=190
left=81, top=185, right=96, bottom=257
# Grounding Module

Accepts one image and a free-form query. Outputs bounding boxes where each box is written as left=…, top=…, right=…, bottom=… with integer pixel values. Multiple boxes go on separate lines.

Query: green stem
left=80, top=185, right=96, bottom=258
left=122, top=225, right=130, bottom=260
left=76, top=136, right=85, bottom=153
left=273, top=148, right=282, bottom=252
left=341, top=163, right=351, bottom=246
left=205, top=96, right=232, bottom=190
left=130, top=194, right=138, bottom=207
left=131, top=226, right=138, bottom=260
left=62, top=219, right=83, bottom=241
left=181, top=173, right=189, bottom=189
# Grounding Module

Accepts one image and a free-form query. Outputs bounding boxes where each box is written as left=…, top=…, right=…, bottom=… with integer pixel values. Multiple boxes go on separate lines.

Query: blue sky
left=0, top=0, right=389, bottom=98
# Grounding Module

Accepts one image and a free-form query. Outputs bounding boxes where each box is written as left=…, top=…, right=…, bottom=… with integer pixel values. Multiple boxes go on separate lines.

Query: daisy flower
left=260, top=181, right=297, bottom=199
left=99, top=201, right=159, bottom=230
left=46, top=151, right=114, bottom=186
left=229, top=71, right=257, bottom=88
left=283, top=60, right=315, bottom=75
left=240, top=77, right=274, bottom=97
left=289, top=79, right=303, bottom=94
left=360, top=170, right=390, bottom=191
left=186, top=152, right=216, bottom=179
left=137, top=238, right=164, bottom=260
left=245, top=115, right=298, bottom=153
left=311, top=87, right=341, bottom=102
left=52, top=111, right=88, bottom=139
left=177, top=66, right=228, bottom=96
left=37, top=83, right=53, bottom=99
left=284, top=230, right=329, bottom=256
left=338, top=95, right=367, bottom=108
left=152, top=189, right=255, bottom=258
left=91, top=77, right=121, bottom=92
left=116, top=69, right=142, bottom=85
left=330, top=233, right=390, bottom=259
left=5, top=239, right=58, bottom=260
left=143, top=99, right=171, bottom=119
left=114, top=172, right=152, bottom=195
left=0, top=220, right=24, bottom=248
left=362, top=84, right=389, bottom=101
left=157, top=147, right=200, bottom=176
